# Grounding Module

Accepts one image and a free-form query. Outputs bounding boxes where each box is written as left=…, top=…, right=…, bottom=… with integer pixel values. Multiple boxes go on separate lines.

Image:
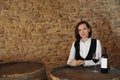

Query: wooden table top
left=0, top=62, right=43, bottom=75
left=51, top=65, right=120, bottom=80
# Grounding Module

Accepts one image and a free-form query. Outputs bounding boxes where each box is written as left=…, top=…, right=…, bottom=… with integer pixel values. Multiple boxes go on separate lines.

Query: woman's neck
left=82, top=38, right=89, bottom=43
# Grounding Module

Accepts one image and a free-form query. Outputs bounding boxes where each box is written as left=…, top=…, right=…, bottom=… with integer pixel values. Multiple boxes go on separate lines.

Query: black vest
left=74, top=39, right=97, bottom=60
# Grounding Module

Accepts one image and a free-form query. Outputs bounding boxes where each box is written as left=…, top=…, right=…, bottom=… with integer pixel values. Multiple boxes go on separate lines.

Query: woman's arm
left=84, top=39, right=102, bottom=66
left=67, top=42, right=85, bottom=66
left=67, top=42, right=75, bottom=65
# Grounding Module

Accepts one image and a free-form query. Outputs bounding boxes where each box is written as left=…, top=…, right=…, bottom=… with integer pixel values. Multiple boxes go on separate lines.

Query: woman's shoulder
left=92, top=38, right=100, bottom=41
left=71, top=40, right=79, bottom=46
left=92, top=38, right=101, bottom=44
left=91, top=38, right=101, bottom=43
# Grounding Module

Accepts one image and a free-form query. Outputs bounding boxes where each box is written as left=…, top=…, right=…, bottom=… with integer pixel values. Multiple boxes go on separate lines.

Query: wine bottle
left=101, top=47, right=108, bottom=73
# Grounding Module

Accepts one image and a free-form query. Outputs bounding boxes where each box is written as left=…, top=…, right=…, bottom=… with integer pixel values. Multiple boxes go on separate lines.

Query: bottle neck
left=103, top=47, right=107, bottom=54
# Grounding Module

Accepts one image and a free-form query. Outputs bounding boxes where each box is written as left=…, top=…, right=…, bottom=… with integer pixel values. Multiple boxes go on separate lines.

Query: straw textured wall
left=0, top=0, right=120, bottom=79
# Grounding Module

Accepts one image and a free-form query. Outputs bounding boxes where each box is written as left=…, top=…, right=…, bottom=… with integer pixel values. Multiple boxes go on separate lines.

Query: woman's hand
left=70, top=60, right=85, bottom=66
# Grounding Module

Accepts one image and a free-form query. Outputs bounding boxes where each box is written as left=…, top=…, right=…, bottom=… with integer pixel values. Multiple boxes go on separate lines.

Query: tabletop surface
left=51, top=65, right=120, bottom=80
left=0, top=62, right=43, bottom=75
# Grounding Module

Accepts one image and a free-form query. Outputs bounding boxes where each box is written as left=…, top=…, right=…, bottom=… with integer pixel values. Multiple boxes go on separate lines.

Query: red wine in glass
left=93, top=59, right=99, bottom=63
left=92, top=53, right=100, bottom=72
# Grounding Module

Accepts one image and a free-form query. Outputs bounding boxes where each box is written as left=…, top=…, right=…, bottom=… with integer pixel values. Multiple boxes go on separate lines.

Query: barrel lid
left=0, top=62, right=44, bottom=78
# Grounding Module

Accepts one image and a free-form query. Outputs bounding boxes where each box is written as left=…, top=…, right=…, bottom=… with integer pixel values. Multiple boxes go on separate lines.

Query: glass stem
left=95, top=64, right=96, bottom=71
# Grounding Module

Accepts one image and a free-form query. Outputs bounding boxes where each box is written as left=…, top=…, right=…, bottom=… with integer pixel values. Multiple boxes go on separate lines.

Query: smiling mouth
left=81, top=34, right=85, bottom=36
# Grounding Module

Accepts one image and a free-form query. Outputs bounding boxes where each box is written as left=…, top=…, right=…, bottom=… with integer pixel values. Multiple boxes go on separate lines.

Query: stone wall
left=0, top=0, right=120, bottom=79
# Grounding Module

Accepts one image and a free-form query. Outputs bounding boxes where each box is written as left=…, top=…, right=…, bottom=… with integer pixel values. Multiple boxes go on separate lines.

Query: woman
left=67, top=21, right=102, bottom=66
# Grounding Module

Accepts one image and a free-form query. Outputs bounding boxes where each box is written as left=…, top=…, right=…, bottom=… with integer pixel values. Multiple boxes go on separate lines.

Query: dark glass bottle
left=101, top=47, right=108, bottom=73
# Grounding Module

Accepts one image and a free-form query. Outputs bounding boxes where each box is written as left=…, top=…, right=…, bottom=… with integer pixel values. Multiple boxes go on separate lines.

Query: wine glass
left=92, top=53, right=100, bottom=72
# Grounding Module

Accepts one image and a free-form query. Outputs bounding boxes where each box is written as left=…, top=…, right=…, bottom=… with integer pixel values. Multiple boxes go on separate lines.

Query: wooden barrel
left=0, top=62, right=47, bottom=80
left=50, top=65, right=120, bottom=80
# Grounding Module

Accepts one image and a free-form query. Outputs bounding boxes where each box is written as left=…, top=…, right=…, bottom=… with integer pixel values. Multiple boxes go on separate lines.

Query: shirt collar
left=80, top=38, right=91, bottom=44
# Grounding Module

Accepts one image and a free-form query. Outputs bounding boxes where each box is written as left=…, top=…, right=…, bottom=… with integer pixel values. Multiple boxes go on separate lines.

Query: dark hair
left=75, top=21, right=92, bottom=40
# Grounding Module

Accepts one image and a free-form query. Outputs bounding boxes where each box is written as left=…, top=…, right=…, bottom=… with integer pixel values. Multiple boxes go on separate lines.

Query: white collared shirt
left=67, top=38, right=102, bottom=66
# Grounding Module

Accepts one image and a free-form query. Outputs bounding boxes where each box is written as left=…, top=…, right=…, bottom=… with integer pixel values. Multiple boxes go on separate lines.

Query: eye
left=83, top=28, right=87, bottom=30
left=78, top=29, right=81, bottom=31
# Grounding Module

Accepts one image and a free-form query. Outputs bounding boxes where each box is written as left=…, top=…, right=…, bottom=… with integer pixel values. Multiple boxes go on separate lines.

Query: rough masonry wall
left=0, top=0, right=120, bottom=79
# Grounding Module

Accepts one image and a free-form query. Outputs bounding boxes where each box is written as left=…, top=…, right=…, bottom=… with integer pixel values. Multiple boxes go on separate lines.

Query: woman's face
left=78, top=24, right=90, bottom=39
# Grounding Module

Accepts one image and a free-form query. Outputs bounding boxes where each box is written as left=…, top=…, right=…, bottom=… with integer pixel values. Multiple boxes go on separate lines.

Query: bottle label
left=101, top=58, right=107, bottom=68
